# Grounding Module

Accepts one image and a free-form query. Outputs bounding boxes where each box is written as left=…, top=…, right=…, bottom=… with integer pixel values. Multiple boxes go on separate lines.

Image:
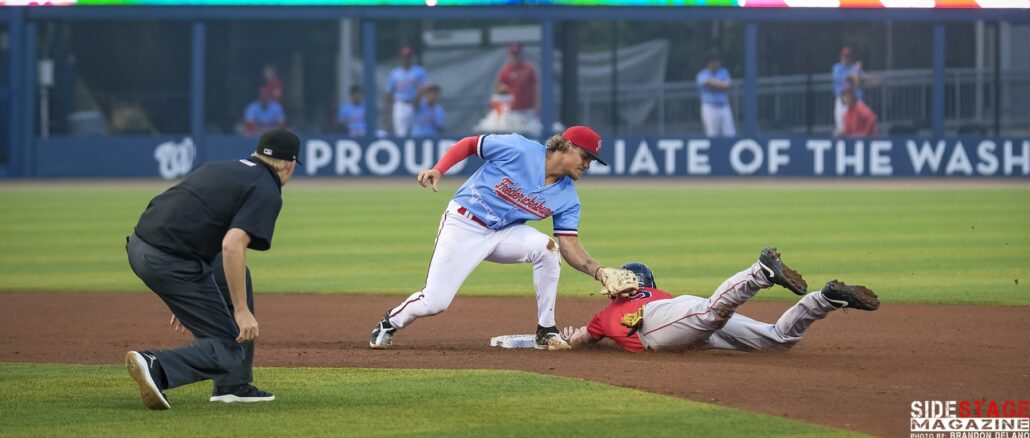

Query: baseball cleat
left=210, top=384, right=275, bottom=403
left=535, top=325, right=571, bottom=351
left=369, top=313, right=396, bottom=349
left=758, top=247, right=808, bottom=296
left=125, top=351, right=170, bottom=411
left=821, top=280, right=880, bottom=311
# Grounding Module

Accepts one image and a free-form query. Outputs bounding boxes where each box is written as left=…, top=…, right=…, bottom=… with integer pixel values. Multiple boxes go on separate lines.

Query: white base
left=489, top=334, right=537, bottom=349
left=209, top=394, right=275, bottom=403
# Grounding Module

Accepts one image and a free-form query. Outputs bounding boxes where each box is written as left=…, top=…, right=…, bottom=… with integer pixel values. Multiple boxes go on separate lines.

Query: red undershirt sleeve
left=432, top=135, right=481, bottom=174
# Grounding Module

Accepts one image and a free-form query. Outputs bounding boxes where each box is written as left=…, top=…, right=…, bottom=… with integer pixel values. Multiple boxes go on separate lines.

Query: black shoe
left=535, top=325, right=570, bottom=351
left=125, top=351, right=170, bottom=410
left=821, top=280, right=880, bottom=311
left=210, top=384, right=275, bottom=403
left=369, top=313, right=396, bottom=349
left=758, top=247, right=808, bottom=296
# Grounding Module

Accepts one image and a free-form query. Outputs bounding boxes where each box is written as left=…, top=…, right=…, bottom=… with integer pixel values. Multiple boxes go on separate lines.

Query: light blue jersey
left=832, top=62, right=863, bottom=100
left=410, top=99, right=446, bottom=137
left=244, top=100, right=285, bottom=126
left=386, top=66, right=429, bottom=103
left=337, top=102, right=366, bottom=136
left=696, top=68, right=731, bottom=106
left=452, top=134, right=581, bottom=237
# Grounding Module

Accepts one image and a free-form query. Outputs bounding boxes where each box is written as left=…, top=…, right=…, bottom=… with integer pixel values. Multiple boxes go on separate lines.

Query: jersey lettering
left=626, top=290, right=653, bottom=300
left=494, top=177, right=553, bottom=218
left=452, top=134, right=580, bottom=232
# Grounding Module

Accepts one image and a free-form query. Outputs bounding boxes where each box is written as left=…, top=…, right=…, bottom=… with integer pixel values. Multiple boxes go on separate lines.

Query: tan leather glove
left=597, top=267, right=639, bottom=298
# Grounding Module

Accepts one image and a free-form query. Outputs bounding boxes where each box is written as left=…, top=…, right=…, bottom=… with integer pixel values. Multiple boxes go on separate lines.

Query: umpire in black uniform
left=124, top=129, right=300, bottom=410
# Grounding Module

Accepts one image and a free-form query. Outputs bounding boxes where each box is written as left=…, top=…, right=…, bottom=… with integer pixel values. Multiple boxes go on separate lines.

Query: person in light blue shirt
left=832, top=46, right=864, bottom=136
left=695, top=50, right=736, bottom=137
left=410, top=84, right=446, bottom=137
left=369, top=126, right=639, bottom=352
left=336, top=85, right=366, bottom=137
left=243, top=88, right=286, bottom=136
left=384, top=46, right=429, bottom=137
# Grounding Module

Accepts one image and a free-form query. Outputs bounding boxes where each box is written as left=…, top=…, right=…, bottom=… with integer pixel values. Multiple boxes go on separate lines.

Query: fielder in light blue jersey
left=370, top=126, right=638, bottom=351
left=450, top=133, right=582, bottom=236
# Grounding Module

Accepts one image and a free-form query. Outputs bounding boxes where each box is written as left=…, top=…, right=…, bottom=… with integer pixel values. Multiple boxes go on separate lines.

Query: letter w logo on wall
left=154, top=138, right=196, bottom=180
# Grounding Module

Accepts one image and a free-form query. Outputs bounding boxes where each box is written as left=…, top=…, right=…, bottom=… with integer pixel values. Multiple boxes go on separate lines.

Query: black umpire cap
left=256, top=129, right=302, bottom=164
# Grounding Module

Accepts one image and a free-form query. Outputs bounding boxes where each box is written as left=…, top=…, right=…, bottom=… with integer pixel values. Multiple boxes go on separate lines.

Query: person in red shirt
left=495, top=43, right=538, bottom=115
left=260, top=64, right=283, bottom=103
left=562, top=248, right=880, bottom=353
left=840, top=85, right=877, bottom=137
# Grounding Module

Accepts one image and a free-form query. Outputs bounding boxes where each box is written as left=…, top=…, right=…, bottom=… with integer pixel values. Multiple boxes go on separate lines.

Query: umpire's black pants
left=126, top=234, right=255, bottom=390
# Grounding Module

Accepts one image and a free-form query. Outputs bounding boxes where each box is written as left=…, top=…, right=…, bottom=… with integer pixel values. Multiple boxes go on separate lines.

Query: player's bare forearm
left=561, top=326, right=603, bottom=350
left=557, top=235, right=604, bottom=281
left=223, top=228, right=259, bottom=343
left=848, top=72, right=864, bottom=86
left=221, top=228, right=252, bottom=312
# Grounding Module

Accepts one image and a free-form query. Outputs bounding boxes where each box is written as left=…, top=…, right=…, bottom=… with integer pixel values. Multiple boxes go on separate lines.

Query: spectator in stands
left=410, top=83, right=446, bottom=138
left=384, top=46, right=429, bottom=137
left=110, top=100, right=156, bottom=134
left=243, top=88, right=286, bottom=136
left=832, top=46, right=864, bottom=136
left=840, top=84, right=877, bottom=137
left=261, top=64, right=283, bottom=103
left=495, top=42, right=538, bottom=117
left=696, top=50, right=736, bottom=137
left=337, top=85, right=366, bottom=137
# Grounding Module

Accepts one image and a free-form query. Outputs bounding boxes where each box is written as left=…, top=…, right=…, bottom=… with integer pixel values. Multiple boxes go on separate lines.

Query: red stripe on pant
left=390, top=213, right=450, bottom=320
left=641, top=276, right=750, bottom=337
left=390, top=293, right=424, bottom=319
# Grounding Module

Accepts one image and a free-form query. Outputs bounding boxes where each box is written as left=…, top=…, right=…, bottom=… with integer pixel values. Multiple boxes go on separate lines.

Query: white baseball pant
left=387, top=201, right=561, bottom=330
left=833, top=97, right=847, bottom=136
left=392, top=101, right=415, bottom=137
left=700, top=103, right=736, bottom=137
left=638, top=262, right=836, bottom=352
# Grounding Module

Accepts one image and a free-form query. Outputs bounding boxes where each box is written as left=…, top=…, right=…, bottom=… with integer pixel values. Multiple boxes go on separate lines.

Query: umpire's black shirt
left=134, top=157, right=283, bottom=263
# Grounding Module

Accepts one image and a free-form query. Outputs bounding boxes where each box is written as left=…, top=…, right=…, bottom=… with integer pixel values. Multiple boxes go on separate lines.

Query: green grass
left=0, top=363, right=857, bottom=437
left=1, top=184, right=1028, bottom=305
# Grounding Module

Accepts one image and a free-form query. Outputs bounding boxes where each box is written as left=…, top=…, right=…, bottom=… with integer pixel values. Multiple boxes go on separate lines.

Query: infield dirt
left=2, top=292, right=1027, bottom=437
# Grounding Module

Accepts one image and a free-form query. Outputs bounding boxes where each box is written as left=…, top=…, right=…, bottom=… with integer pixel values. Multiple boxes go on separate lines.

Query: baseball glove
left=598, top=267, right=639, bottom=298
left=620, top=307, right=645, bottom=336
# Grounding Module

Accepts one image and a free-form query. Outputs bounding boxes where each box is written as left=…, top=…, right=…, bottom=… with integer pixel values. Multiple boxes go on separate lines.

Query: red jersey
left=496, top=62, right=537, bottom=112
left=842, top=101, right=877, bottom=137
left=586, top=287, right=673, bottom=353
left=262, top=78, right=283, bottom=102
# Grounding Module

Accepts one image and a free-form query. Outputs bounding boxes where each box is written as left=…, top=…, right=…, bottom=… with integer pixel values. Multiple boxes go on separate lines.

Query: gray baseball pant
left=126, top=235, right=255, bottom=390
left=638, top=262, right=837, bottom=352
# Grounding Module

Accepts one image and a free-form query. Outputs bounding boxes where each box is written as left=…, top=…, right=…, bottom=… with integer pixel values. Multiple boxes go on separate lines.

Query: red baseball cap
left=562, top=126, right=607, bottom=166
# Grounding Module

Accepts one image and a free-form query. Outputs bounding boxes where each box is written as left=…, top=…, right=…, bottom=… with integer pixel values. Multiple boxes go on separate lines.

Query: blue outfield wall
left=31, top=135, right=1030, bottom=179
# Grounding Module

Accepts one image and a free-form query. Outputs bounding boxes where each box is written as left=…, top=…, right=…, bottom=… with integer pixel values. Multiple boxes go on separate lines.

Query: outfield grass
left=0, top=363, right=858, bottom=437
left=1, top=184, right=1027, bottom=305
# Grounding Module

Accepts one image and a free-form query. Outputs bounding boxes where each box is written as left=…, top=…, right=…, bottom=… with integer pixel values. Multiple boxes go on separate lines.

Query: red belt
left=456, top=207, right=488, bottom=228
